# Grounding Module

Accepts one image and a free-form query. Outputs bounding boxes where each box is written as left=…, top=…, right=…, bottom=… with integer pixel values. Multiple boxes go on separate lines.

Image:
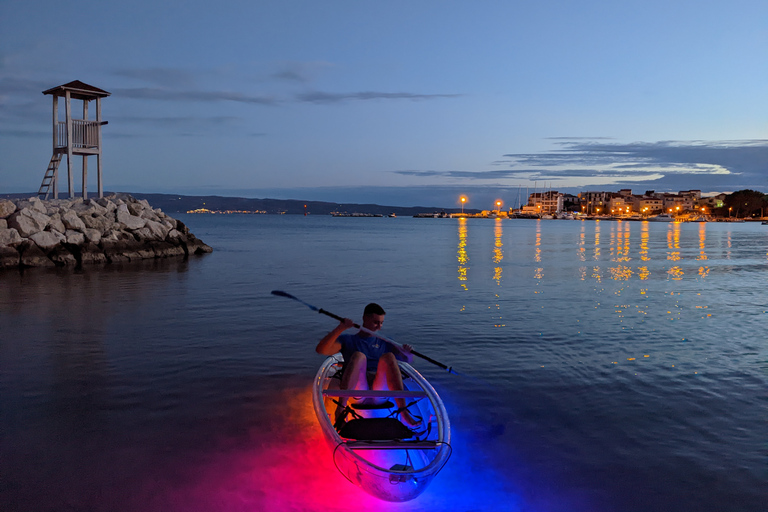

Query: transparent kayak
left=312, top=356, right=452, bottom=502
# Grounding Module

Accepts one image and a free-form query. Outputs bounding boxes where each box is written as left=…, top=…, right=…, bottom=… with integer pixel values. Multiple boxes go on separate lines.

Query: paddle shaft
left=317, top=308, right=454, bottom=373
left=272, top=290, right=457, bottom=374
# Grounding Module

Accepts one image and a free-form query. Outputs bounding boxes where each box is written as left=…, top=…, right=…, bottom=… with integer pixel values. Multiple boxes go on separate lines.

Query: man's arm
left=316, top=318, right=354, bottom=355
left=390, top=343, right=414, bottom=364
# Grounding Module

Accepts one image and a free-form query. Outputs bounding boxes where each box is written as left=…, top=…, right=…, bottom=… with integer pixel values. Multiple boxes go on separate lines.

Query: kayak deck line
left=322, top=389, right=427, bottom=399
left=344, top=440, right=440, bottom=450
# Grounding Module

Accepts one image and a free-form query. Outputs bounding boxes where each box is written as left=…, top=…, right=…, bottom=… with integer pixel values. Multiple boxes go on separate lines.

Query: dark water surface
left=1, top=215, right=766, bottom=512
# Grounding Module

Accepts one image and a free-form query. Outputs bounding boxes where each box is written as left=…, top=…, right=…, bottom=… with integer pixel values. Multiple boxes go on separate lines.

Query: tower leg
left=97, top=154, right=103, bottom=198
left=82, top=155, right=88, bottom=199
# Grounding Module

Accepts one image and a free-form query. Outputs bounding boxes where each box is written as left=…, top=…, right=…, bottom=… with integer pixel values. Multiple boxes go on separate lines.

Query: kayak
left=312, top=355, right=452, bottom=502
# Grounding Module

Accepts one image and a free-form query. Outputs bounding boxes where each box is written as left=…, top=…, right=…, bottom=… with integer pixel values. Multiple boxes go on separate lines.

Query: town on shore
left=448, top=188, right=766, bottom=221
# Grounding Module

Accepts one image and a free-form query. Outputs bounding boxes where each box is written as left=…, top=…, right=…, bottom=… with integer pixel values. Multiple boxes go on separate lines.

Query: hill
left=1, top=192, right=477, bottom=216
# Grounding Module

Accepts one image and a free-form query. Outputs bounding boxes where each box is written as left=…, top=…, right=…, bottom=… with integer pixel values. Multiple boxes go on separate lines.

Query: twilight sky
left=2, top=0, right=767, bottom=208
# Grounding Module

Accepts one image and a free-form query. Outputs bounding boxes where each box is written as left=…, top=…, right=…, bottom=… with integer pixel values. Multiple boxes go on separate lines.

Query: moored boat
left=648, top=213, right=677, bottom=222
left=312, top=355, right=451, bottom=502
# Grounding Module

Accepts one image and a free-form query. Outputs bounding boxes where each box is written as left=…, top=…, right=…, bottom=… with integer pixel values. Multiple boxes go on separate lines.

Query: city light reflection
left=457, top=218, right=469, bottom=289
left=493, top=219, right=503, bottom=285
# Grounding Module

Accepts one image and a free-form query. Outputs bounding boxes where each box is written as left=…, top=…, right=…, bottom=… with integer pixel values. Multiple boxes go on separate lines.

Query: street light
left=460, top=196, right=467, bottom=214
left=495, top=200, right=502, bottom=211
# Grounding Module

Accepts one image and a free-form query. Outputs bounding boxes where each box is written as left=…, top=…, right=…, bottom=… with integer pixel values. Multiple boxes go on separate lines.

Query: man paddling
left=316, top=303, right=421, bottom=428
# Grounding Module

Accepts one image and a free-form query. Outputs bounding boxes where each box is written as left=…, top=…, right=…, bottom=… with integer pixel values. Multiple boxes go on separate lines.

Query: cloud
left=295, top=91, right=463, bottom=104
left=109, top=86, right=461, bottom=106
left=398, top=139, right=768, bottom=194
left=110, top=87, right=279, bottom=105
left=112, top=68, right=196, bottom=87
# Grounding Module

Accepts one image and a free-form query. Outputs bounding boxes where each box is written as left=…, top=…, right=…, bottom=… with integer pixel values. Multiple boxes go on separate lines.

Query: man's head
left=362, top=303, right=386, bottom=331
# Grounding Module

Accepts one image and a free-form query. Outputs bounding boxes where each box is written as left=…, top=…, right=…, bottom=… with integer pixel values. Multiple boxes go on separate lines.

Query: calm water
left=1, top=215, right=766, bottom=512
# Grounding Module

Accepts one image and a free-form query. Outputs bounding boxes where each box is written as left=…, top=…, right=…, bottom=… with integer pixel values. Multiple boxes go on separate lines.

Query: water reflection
left=457, top=218, right=469, bottom=290
left=697, top=223, right=709, bottom=279
left=451, top=218, right=747, bottom=291
left=493, top=219, right=503, bottom=285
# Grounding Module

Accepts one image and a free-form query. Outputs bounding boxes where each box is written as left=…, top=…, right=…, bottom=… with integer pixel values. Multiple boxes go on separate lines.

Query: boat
left=312, top=355, right=452, bottom=502
left=648, top=213, right=677, bottom=222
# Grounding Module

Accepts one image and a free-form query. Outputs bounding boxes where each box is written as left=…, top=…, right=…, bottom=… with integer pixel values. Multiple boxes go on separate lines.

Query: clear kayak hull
left=312, top=356, right=451, bottom=502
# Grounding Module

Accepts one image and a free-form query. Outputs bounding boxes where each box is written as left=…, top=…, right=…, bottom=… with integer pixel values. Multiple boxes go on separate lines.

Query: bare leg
left=373, top=353, right=420, bottom=427
left=336, top=352, right=368, bottom=423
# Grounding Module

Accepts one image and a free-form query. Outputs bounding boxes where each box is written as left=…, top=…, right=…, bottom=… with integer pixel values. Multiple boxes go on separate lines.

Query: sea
left=1, top=215, right=766, bottom=512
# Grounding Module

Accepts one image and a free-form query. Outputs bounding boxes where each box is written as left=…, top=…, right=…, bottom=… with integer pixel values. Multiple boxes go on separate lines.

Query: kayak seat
left=338, top=417, right=416, bottom=441
left=350, top=399, right=395, bottom=410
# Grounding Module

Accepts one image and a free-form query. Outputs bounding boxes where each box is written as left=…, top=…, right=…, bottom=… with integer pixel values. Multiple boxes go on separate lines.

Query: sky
left=1, top=0, right=767, bottom=208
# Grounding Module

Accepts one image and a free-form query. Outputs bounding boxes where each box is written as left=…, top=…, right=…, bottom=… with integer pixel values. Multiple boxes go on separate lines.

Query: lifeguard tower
left=39, top=80, right=110, bottom=200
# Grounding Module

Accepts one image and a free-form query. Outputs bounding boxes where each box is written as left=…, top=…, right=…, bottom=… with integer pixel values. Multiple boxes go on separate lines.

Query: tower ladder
left=38, top=153, right=62, bottom=200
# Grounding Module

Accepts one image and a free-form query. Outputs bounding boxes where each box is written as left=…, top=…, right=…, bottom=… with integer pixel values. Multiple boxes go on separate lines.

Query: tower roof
left=43, top=80, right=111, bottom=100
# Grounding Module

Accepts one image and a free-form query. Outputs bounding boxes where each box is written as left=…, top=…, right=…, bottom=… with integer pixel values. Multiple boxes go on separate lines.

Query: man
left=316, top=303, right=420, bottom=428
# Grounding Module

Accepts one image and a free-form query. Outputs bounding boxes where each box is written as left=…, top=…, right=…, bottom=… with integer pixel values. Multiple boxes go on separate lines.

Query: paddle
left=271, top=290, right=460, bottom=375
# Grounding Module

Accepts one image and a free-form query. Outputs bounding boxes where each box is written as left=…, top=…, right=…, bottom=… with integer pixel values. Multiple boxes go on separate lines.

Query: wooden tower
left=39, top=81, right=110, bottom=200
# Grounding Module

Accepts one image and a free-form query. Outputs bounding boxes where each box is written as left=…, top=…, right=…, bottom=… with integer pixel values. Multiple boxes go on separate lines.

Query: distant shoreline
left=1, top=192, right=479, bottom=217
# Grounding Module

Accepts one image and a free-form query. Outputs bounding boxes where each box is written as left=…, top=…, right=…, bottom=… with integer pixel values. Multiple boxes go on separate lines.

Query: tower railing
left=55, top=119, right=100, bottom=149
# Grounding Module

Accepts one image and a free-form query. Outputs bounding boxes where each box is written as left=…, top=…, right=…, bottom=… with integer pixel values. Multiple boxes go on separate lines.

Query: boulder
left=95, top=197, right=117, bottom=212
left=83, top=228, right=102, bottom=244
left=185, top=234, right=213, bottom=255
left=19, top=242, right=54, bottom=267
left=144, top=219, right=169, bottom=240
left=0, top=227, right=23, bottom=246
left=116, top=210, right=147, bottom=230
left=16, top=197, right=48, bottom=214
left=61, top=210, right=86, bottom=231
left=0, top=245, right=19, bottom=267
left=8, top=208, right=50, bottom=237
left=48, top=245, right=77, bottom=266
left=47, top=213, right=67, bottom=234
left=80, top=213, right=114, bottom=233
left=0, top=219, right=6, bottom=229
left=80, top=242, right=107, bottom=264
left=150, top=241, right=186, bottom=258
left=66, top=230, right=85, bottom=245
left=30, top=230, right=65, bottom=250
left=127, top=202, right=145, bottom=216
left=0, top=199, right=16, bottom=218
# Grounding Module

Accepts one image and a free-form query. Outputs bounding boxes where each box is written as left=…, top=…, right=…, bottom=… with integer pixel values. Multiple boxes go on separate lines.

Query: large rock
left=80, top=242, right=107, bottom=264
left=185, top=234, right=213, bottom=255
left=30, top=230, right=65, bottom=250
left=66, top=230, right=85, bottom=245
left=116, top=210, right=146, bottom=230
left=0, top=199, right=16, bottom=218
left=48, top=245, right=77, bottom=266
left=0, top=227, right=23, bottom=246
left=61, top=210, right=86, bottom=231
left=47, top=213, right=67, bottom=234
left=19, top=242, right=54, bottom=267
left=8, top=208, right=50, bottom=237
left=80, top=213, right=114, bottom=233
left=83, top=228, right=102, bottom=244
left=150, top=241, right=186, bottom=258
left=0, top=245, right=19, bottom=267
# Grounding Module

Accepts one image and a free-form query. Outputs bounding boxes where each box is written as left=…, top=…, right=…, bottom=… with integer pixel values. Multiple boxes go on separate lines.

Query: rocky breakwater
left=0, top=194, right=212, bottom=269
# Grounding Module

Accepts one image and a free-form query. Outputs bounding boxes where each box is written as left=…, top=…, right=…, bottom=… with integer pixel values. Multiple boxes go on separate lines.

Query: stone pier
left=0, top=194, right=212, bottom=269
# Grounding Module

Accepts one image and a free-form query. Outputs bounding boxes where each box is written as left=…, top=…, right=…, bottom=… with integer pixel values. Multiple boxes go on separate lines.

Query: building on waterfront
left=528, top=191, right=563, bottom=214
left=578, top=189, right=713, bottom=216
